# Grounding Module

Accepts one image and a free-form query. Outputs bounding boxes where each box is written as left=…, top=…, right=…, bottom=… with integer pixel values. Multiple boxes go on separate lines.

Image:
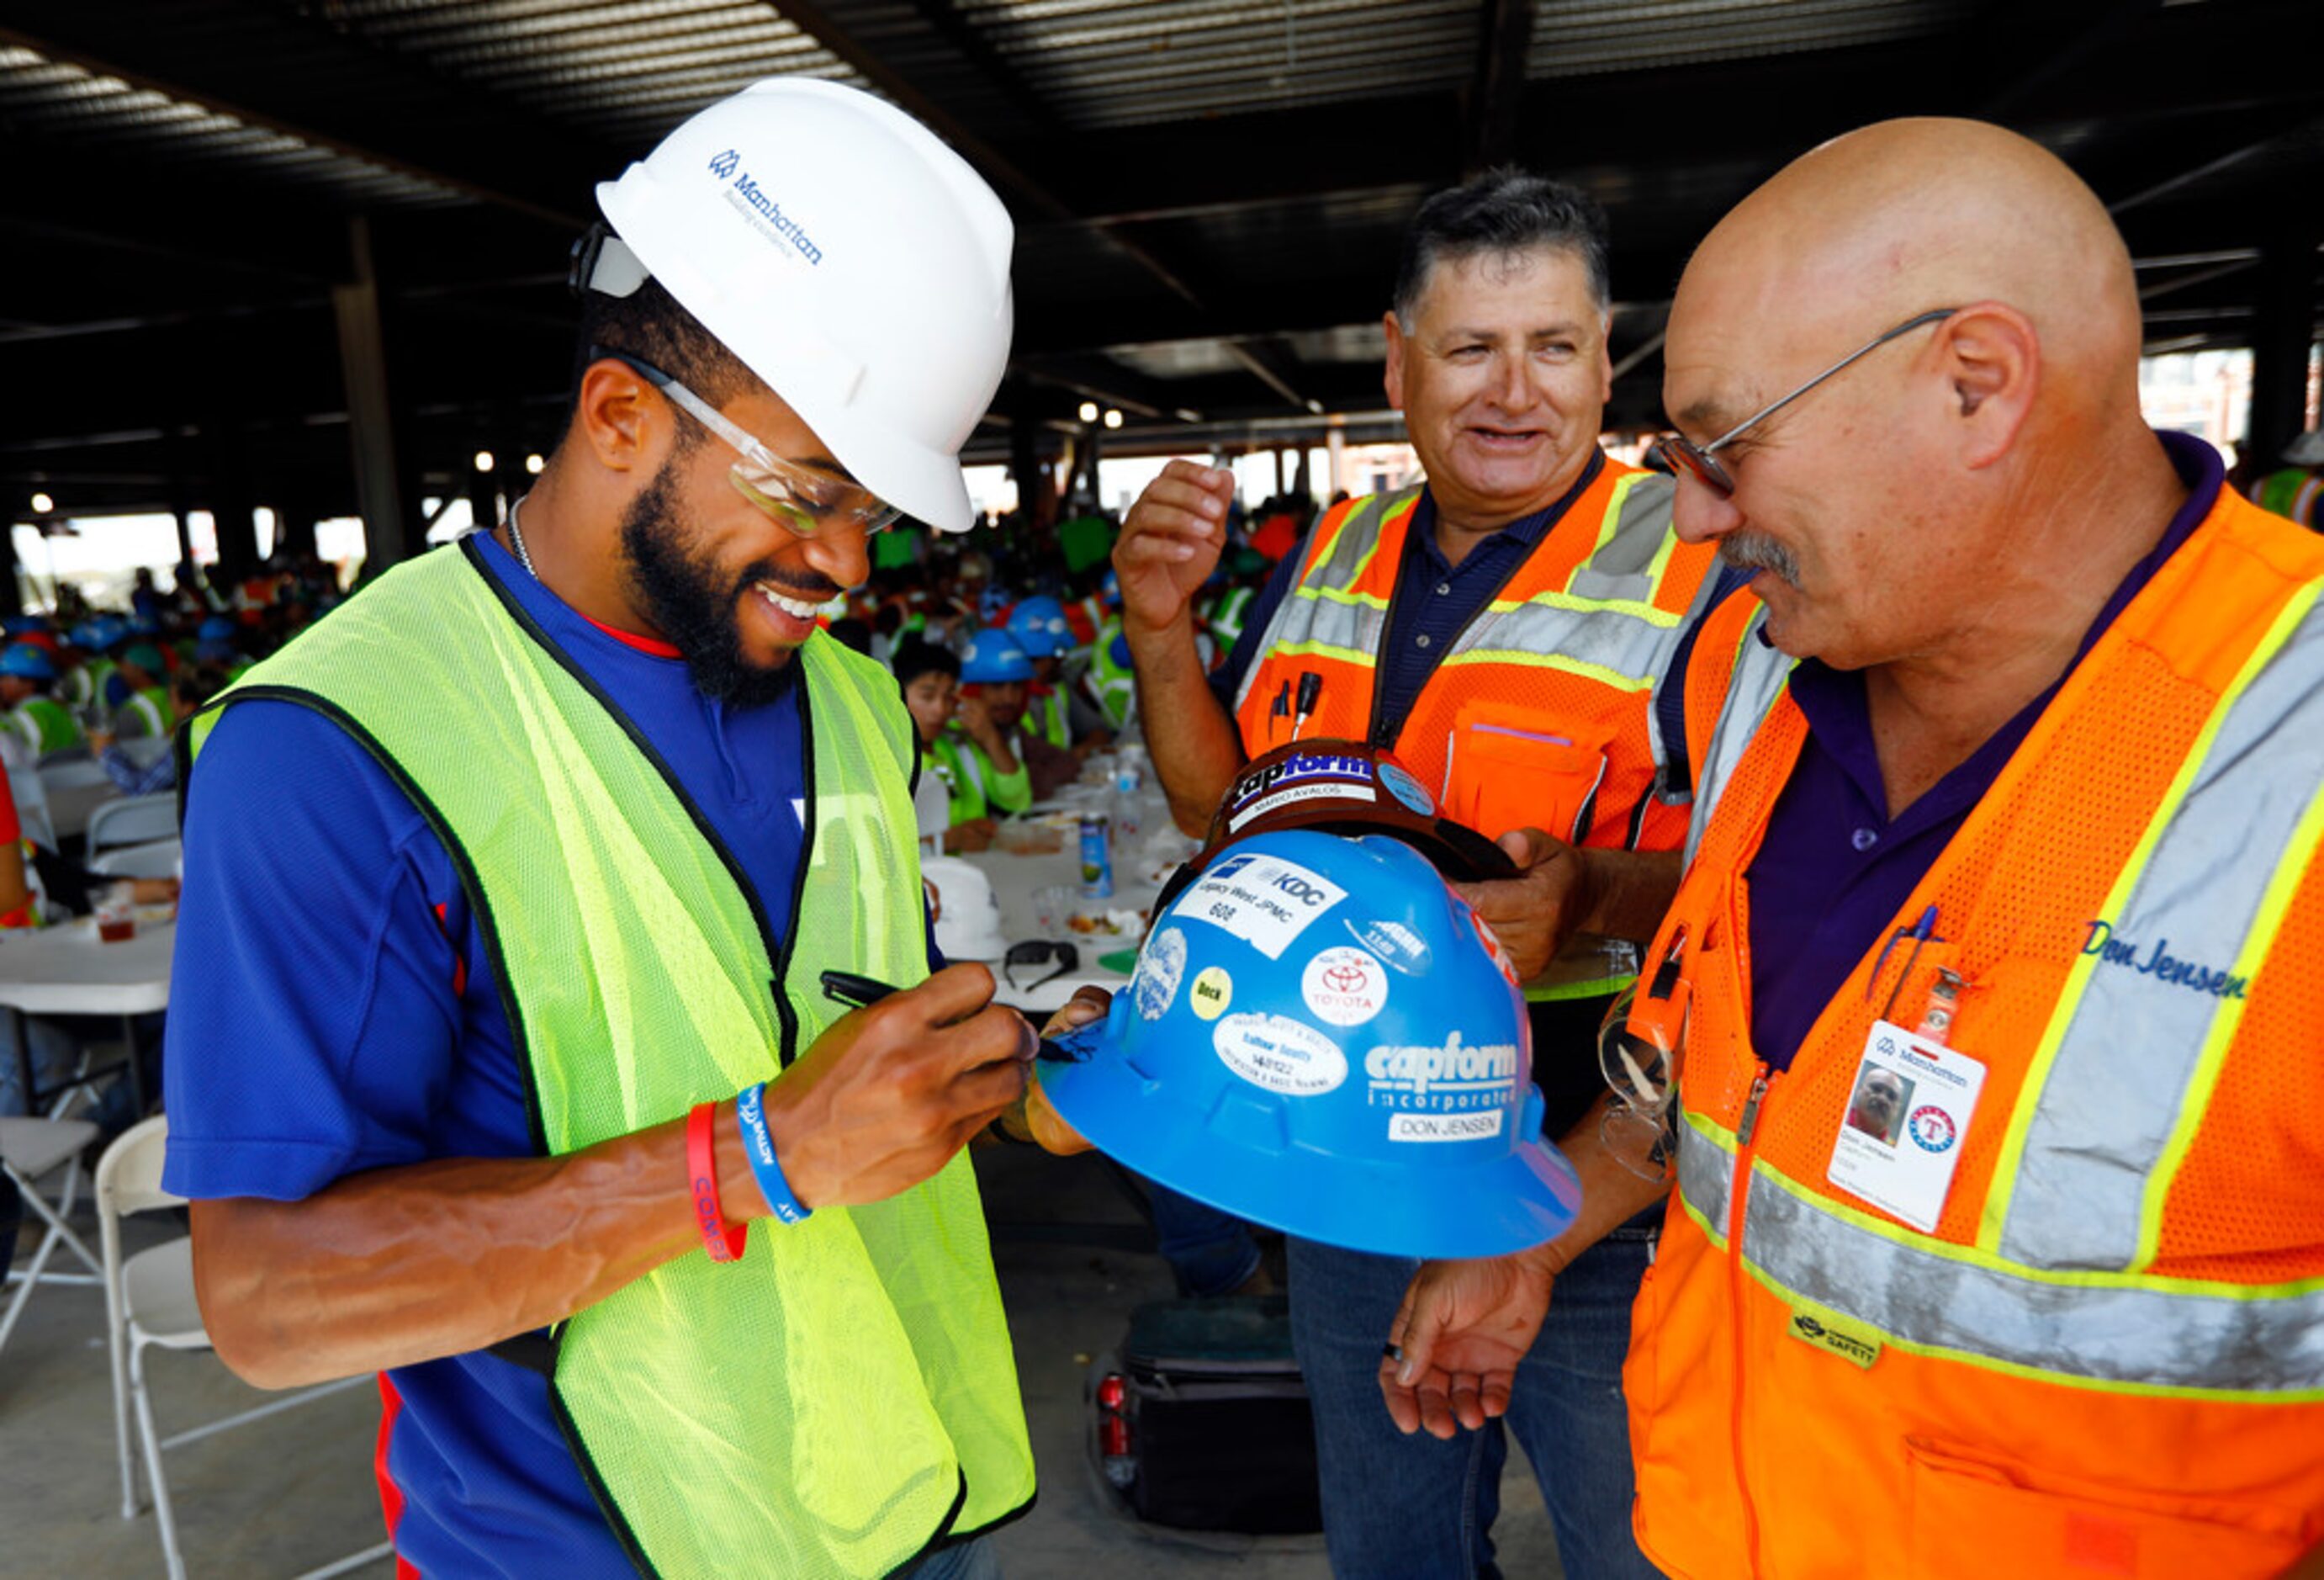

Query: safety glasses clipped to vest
left=1597, top=927, right=1691, bottom=1182
left=1039, top=826, right=1583, bottom=1259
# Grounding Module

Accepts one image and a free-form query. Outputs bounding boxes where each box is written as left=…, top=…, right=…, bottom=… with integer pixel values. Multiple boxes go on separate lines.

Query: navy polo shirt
left=1211, top=452, right=1607, bottom=734
left=1744, top=430, right=2223, bottom=1070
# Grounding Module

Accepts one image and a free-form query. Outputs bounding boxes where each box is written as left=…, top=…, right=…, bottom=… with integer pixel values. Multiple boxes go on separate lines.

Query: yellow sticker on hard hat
left=1189, top=966, right=1233, bottom=1021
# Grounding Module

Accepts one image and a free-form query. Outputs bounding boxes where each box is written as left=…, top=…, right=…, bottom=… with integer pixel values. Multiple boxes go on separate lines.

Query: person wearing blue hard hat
left=0, top=643, right=82, bottom=756
left=950, top=627, right=1077, bottom=809
left=1004, top=595, right=1114, bottom=756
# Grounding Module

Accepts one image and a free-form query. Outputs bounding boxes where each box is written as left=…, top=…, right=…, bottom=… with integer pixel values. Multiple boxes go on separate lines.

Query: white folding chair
left=96, top=1117, right=394, bottom=1580
left=0, top=1115, right=104, bottom=1359
left=87, top=838, right=183, bottom=882
left=85, top=792, right=178, bottom=855
left=7, top=761, right=58, bottom=852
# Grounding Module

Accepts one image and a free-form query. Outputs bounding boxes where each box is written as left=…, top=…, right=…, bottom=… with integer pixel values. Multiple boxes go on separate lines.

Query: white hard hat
left=924, top=856, right=1009, bottom=961
left=588, top=79, right=1014, bottom=533
left=2285, top=429, right=2324, bottom=468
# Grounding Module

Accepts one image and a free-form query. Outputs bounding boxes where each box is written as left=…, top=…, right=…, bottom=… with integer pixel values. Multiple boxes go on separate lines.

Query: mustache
left=736, top=564, right=844, bottom=603
left=1718, top=533, right=1802, bottom=587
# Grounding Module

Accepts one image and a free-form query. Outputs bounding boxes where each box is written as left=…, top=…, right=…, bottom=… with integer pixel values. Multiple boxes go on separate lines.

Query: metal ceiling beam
left=1973, top=0, right=2167, bottom=119
left=1464, top=0, right=1535, bottom=175
left=0, top=1, right=607, bottom=226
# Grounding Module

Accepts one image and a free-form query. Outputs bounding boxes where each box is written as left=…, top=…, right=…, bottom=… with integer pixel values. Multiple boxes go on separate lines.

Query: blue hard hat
left=3, top=616, right=48, bottom=638
left=90, top=615, right=130, bottom=652
left=1100, top=569, right=1120, bottom=607
left=198, top=615, right=238, bottom=644
left=0, top=644, right=55, bottom=681
left=1004, top=595, right=1072, bottom=658
left=1039, top=829, right=1582, bottom=1259
left=960, top=628, right=1035, bottom=684
left=126, top=615, right=161, bottom=639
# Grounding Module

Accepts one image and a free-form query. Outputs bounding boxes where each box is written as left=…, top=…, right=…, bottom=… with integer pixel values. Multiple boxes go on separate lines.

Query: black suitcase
left=1086, top=1293, right=1323, bottom=1535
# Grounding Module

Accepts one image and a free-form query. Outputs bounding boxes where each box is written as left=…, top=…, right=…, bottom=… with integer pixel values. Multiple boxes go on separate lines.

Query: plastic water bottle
left=1111, top=751, right=1144, bottom=843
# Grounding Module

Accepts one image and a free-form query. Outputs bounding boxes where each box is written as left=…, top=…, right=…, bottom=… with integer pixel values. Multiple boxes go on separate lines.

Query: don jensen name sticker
left=1301, top=945, right=1389, bottom=1026
left=1181, top=852, right=1347, bottom=960
left=1388, top=1111, right=1505, bottom=1143
left=1214, top=1013, right=1348, bottom=1097
left=1189, top=965, right=1233, bottom=1020
left=1133, top=927, right=1188, bottom=1021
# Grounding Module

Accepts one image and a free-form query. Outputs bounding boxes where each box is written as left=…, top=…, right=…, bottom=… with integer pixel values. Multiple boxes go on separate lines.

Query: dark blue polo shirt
left=1744, top=430, right=2222, bottom=1069
left=1211, top=453, right=1607, bottom=734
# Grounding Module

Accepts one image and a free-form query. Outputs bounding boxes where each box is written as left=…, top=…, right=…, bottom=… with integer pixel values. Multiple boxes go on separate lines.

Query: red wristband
left=686, top=1101, right=747, bottom=1265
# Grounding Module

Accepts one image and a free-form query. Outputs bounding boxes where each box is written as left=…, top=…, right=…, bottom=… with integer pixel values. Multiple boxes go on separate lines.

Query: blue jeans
left=903, top=1535, right=999, bottom=1580
left=1289, top=1220, right=1661, bottom=1579
left=1142, top=1176, right=1262, bottom=1298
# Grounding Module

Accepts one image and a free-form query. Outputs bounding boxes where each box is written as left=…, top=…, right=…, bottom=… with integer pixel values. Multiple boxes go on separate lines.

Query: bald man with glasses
left=1388, top=117, right=2324, bottom=1578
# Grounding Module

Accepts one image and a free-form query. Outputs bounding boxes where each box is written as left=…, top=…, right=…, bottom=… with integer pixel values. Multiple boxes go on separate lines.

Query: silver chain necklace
left=505, top=494, right=539, bottom=580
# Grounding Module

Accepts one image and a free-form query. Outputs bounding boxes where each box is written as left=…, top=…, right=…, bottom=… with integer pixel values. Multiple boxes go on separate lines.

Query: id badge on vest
left=1826, top=1021, right=1986, bottom=1233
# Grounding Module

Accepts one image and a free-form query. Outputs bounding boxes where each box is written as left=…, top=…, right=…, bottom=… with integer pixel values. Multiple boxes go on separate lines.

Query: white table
left=959, top=791, right=1195, bottom=1015
left=0, top=916, right=173, bottom=1115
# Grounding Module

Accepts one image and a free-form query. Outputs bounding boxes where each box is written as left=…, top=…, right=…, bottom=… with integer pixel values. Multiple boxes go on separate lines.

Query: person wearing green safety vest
left=2251, top=427, right=2323, bottom=529
left=0, top=644, right=84, bottom=756
left=1083, top=615, right=1137, bottom=732
left=892, top=636, right=998, bottom=852
left=107, top=643, right=172, bottom=740
left=949, top=628, right=1078, bottom=809
left=160, top=80, right=1096, bottom=1580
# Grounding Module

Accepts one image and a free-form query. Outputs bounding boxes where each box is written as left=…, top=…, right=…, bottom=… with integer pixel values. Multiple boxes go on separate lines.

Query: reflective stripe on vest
left=1231, top=475, right=1692, bottom=720
left=186, top=540, right=1034, bottom=1578
left=1990, top=579, right=2324, bottom=1271
left=1674, top=1116, right=2324, bottom=1396
left=1681, top=602, right=1793, bottom=869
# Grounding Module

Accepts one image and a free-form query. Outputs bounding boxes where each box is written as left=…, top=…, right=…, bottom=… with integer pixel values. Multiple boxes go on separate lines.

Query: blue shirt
left=1744, top=430, right=2222, bottom=1070
left=162, top=533, right=828, bottom=1577
left=1211, top=453, right=1607, bottom=737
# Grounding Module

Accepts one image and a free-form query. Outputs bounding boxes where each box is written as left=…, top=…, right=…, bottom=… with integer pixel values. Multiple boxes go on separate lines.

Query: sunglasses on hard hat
left=590, top=347, right=903, bottom=538
left=1647, top=308, right=1958, bottom=497
left=1596, top=927, right=1692, bottom=1183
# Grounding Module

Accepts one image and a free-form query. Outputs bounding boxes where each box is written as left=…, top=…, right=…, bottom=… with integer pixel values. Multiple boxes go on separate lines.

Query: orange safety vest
left=1623, top=485, right=2324, bottom=1578
left=1231, top=460, right=1718, bottom=856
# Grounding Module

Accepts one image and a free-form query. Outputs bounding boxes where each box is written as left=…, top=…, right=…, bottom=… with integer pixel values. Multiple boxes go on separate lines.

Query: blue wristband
left=734, top=1083, right=812, bottom=1224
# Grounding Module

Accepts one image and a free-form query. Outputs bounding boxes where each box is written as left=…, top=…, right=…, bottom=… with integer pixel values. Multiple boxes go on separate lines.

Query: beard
left=1718, top=531, right=1803, bottom=588
left=618, top=459, right=836, bottom=708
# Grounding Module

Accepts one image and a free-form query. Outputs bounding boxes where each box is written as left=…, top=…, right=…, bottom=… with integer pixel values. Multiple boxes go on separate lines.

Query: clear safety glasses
left=1648, top=308, right=1959, bottom=496
left=1596, top=929, right=1691, bottom=1182
left=593, top=347, right=903, bottom=537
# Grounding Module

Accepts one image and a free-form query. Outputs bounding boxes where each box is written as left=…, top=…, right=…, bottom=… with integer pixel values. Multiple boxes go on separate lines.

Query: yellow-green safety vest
left=185, top=537, right=1034, bottom=1579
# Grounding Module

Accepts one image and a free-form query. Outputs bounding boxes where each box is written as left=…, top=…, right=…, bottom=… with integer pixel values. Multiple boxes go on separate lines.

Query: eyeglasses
left=1003, top=939, right=1079, bottom=994
left=591, top=347, right=903, bottom=537
left=1648, top=308, right=1958, bottom=496
left=1596, top=928, right=1691, bottom=1182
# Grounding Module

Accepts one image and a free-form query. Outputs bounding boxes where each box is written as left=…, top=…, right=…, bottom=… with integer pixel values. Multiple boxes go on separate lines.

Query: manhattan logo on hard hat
left=1040, top=829, right=1583, bottom=1259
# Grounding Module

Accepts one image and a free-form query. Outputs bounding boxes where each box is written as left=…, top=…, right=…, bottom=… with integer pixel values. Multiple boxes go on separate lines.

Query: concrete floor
left=0, top=1147, right=1559, bottom=1578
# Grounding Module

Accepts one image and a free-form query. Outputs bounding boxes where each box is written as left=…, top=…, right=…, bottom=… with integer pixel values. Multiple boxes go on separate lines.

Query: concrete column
left=1326, top=422, right=1348, bottom=497
left=332, top=216, right=412, bottom=570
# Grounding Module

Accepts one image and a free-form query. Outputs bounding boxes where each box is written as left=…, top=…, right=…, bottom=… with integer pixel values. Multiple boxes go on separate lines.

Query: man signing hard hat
left=162, top=82, right=1080, bottom=1580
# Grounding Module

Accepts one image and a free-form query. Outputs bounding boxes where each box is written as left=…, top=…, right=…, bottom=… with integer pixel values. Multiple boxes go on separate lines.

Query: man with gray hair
left=1112, top=168, right=1723, bottom=1576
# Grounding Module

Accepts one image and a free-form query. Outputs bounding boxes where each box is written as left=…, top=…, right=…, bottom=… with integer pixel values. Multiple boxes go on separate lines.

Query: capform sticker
left=1300, top=946, right=1389, bottom=1026
left=1214, top=1013, right=1348, bottom=1097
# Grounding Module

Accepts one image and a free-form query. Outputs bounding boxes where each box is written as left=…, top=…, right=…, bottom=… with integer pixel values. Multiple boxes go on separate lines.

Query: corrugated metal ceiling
left=0, top=41, right=458, bottom=207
